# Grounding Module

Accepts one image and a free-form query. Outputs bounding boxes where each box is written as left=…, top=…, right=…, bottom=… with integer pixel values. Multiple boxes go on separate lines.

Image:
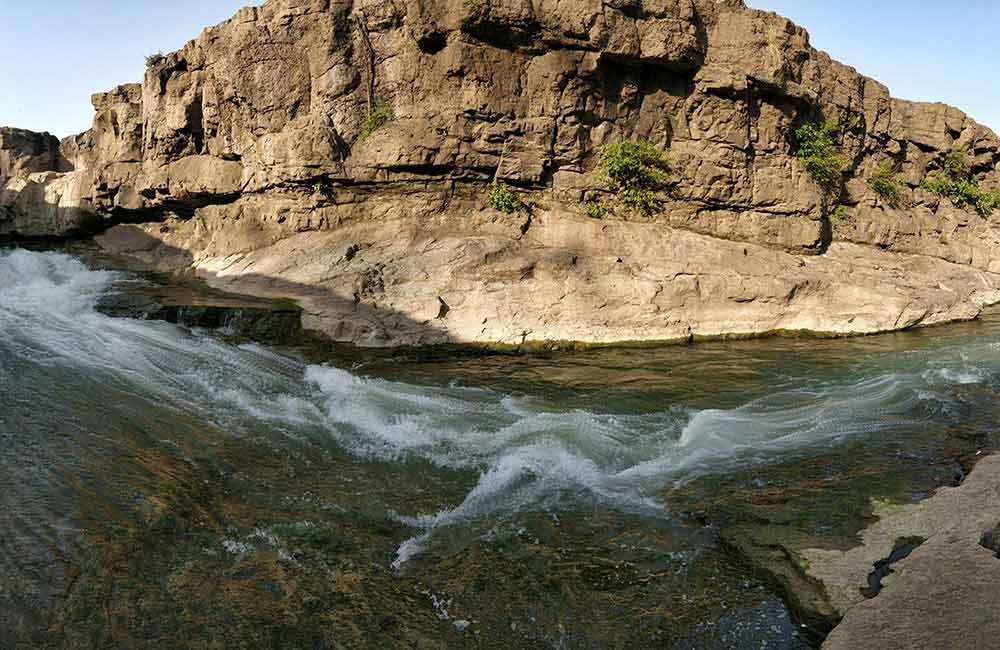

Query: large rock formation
left=4, top=0, right=1000, bottom=344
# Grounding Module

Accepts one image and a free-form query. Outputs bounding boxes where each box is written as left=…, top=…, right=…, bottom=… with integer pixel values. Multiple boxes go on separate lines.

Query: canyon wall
left=4, top=0, right=1000, bottom=345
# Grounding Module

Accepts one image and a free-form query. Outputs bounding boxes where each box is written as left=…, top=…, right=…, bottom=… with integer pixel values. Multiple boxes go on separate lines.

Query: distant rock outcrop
left=4, top=0, right=1000, bottom=344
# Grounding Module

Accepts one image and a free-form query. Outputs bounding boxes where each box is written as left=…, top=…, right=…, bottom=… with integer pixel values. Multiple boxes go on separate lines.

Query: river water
left=3, top=247, right=1000, bottom=649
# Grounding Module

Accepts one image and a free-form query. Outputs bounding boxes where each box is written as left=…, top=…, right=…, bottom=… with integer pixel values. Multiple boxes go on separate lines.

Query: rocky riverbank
left=4, top=0, right=1000, bottom=646
left=3, top=0, right=1000, bottom=347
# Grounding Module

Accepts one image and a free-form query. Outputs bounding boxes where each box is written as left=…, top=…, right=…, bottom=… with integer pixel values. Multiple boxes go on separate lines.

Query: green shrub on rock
left=829, top=204, right=847, bottom=223
left=583, top=200, right=607, bottom=219
left=943, top=147, right=970, bottom=178
left=867, top=160, right=904, bottom=208
left=485, top=181, right=524, bottom=214
left=145, top=52, right=165, bottom=68
left=357, top=103, right=394, bottom=143
left=794, top=121, right=845, bottom=193
left=597, top=139, right=670, bottom=214
left=920, top=146, right=1000, bottom=216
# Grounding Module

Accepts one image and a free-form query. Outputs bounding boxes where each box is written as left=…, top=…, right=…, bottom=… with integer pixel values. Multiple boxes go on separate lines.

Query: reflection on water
left=2, top=248, right=1000, bottom=648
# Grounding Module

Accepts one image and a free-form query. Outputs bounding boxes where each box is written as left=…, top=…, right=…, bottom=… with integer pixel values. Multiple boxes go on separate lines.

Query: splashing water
left=2, top=248, right=999, bottom=568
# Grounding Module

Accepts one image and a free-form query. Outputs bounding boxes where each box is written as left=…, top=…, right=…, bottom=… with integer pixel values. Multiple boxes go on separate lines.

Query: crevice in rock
left=352, top=11, right=377, bottom=114
left=860, top=536, right=925, bottom=599
left=435, top=296, right=450, bottom=319
left=417, top=31, right=447, bottom=55
left=979, top=523, right=1000, bottom=558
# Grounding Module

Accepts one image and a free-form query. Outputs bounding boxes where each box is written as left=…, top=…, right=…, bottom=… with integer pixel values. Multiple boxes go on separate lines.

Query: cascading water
left=3, top=249, right=1000, bottom=564
left=3, top=247, right=1000, bottom=648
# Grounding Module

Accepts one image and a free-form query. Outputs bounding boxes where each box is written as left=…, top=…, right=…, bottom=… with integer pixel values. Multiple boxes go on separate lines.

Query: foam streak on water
left=2, top=249, right=998, bottom=567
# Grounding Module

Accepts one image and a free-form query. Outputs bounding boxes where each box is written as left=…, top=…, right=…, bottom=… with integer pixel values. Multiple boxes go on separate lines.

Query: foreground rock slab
left=802, top=454, right=1000, bottom=649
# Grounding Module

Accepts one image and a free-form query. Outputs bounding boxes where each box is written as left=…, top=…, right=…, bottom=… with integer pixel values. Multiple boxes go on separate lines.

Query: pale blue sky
left=749, top=1, right=1000, bottom=134
left=1, top=2, right=997, bottom=138
left=0, top=1, right=254, bottom=137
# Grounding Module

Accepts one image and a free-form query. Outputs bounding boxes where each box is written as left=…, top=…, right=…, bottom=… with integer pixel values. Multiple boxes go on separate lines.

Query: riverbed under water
left=2, top=247, right=999, bottom=649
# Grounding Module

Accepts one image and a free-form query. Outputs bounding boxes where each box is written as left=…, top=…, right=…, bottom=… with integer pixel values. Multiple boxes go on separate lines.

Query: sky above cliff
left=749, top=0, right=1000, bottom=134
left=1, top=1, right=997, bottom=138
left=0, top=0, right=256, bottom=138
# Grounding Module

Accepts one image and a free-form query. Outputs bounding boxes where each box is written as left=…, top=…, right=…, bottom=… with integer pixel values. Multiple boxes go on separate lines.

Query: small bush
left=943, top=147, right=969, bottom=178
left=357, top=103, right=394, bottom=143
left=867, top=160, right=904, bottom=208
left=794, top=121, right=845, bottom=192
left=829, top=204, right=847, bottom=223
left=485, top=181, right=524, bottom=214
left=920, top=146, right=1000, bottom=216
left=597, top=139, right=670, bottom=214
left=584, top=200, right=607, bottom=219
left=145, top=52, right=165, bottom=68
left=920, top=171, right=953, bottom=197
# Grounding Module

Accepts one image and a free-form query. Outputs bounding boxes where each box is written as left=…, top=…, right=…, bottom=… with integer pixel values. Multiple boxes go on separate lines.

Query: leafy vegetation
left=920, top=146, right=1000, bottom=215
left=584, top=200, right=607, bottom=219
left=357, top=103, right=394, bottom=143
left=597, top=139, right=670, bottom=214
left=943, top=146, right=969, bottom=177
left=485, top=181, right=524, bottom=214
left=867, top=160, right=904, bottom=208
left=794, top=121, right=845, bottom=193
left=145, top=52, right=165, bottom=68
left=829, top=204, right=847, bottom=224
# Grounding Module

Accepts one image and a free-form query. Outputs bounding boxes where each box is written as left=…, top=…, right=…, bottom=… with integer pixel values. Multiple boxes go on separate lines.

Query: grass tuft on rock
left=357, top=103, right=394, bottom=143
left=867, top=160, right=904, bottom=208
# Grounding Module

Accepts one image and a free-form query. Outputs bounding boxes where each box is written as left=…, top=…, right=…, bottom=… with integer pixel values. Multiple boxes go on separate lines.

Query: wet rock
left=96, top=275, right=305, bottom=345
left=806, top=455, right=1000, bottom=650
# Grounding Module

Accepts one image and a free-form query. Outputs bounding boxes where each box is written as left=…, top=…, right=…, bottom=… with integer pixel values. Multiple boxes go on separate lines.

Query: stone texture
left=2, top=0, right=1000, bottom=342
left=96, top=204, right=1000, bottom=347
left=809, top=454, right=1000, bottom=650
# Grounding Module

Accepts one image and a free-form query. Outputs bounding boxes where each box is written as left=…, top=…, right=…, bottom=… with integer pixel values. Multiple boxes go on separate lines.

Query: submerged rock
left=95, top=270, right=305, bottom=345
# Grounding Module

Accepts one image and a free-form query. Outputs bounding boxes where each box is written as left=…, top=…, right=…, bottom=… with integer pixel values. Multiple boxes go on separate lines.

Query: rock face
left=0, top=128, right=90, bottom=236
left=5, top=0, right=1000, bottom=344
left=810, top=454, right=1000, bottom=650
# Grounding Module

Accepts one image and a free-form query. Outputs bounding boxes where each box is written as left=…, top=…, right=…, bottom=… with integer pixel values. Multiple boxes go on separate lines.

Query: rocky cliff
left=4, top=0, right=1000, bottom=345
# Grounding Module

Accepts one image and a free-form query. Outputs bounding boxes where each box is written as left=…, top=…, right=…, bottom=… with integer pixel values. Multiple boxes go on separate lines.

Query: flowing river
left=3, top=247, right=1000, bottom=649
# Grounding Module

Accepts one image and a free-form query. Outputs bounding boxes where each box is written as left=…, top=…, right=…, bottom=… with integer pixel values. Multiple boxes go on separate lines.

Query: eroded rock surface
left=807, top=454, right=1000, bottom=650
left=4, top=0, right=1000, bottom=344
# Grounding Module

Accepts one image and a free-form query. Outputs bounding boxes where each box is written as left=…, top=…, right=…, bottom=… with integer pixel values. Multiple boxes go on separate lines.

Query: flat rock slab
left=805, top=454, right=1000, bottom=649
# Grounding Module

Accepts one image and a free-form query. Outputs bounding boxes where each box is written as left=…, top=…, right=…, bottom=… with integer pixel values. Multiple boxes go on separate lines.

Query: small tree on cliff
left=794, top=120, right=845, bottom=194
left=597, top=139, right=670, bottom=214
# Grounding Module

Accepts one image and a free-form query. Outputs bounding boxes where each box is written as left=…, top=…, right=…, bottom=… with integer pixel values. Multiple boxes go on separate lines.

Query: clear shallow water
left=3, top=247, right=1000, bottom=647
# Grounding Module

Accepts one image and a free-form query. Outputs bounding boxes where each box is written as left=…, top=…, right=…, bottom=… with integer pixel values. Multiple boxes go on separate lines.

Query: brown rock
left=1, top=0, right=999, bottom=345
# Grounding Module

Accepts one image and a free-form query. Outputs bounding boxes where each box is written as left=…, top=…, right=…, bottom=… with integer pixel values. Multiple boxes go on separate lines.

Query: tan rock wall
left=5, top=0, right=1000, bottom=342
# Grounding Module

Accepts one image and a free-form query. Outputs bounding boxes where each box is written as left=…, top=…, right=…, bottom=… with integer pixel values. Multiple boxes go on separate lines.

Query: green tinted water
left=3, top=247, right=999, bottom=648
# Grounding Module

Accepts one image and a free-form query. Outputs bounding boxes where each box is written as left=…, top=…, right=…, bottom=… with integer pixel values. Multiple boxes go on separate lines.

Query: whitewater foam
left=4, top=248, right=1000, bottom=568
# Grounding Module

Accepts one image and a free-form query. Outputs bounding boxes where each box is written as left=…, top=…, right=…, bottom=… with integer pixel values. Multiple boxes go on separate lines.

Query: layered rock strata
left=3, top=0, right=1000, bottom=346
